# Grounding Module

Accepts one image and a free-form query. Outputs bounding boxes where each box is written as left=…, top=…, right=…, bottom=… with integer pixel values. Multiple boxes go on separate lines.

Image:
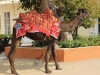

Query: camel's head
left=76, top=8, right=89, bottom=20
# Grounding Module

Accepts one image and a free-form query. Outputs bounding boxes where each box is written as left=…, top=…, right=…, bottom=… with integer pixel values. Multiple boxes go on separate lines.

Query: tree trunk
left=33, top=0, right=49, bottom=13
left=40, top=0, right=49, bottom=12
left=72, top=26, right=78, bottom=40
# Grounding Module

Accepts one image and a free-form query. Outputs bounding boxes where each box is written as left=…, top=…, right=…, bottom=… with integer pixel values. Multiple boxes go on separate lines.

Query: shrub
left=0, top=34, right=8, bottom=38
left=59, top=35, right=100, bottom=48
left=32, top=35, right=100, bottom=48
left=32, top=41, right=49, bottom=47
left=0, top=34, right=12, bottom=38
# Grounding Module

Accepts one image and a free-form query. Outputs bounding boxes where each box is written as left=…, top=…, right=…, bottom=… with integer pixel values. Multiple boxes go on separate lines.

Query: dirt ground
left=0, top=53, right=100, bottom=75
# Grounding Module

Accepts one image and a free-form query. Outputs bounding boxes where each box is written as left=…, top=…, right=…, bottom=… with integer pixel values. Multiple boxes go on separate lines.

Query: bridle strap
left=75, top=15, right=84, bottom=21
left=75, top=15, right=84, bottom=25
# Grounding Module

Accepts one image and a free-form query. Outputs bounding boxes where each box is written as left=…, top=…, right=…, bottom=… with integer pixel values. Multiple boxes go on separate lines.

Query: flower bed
left=5, top=46, right=100, bottom=62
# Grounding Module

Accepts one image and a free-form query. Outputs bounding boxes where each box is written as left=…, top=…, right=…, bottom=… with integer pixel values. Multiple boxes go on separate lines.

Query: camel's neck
left=59, top=16, right=82, bottom=32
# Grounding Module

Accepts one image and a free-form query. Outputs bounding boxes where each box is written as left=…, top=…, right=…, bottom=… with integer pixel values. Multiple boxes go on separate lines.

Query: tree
left=19, top=0, right=100, bottom=39
left=19, top=0, right=49, bottom=13
left=53, top=0, right=100, bottom=38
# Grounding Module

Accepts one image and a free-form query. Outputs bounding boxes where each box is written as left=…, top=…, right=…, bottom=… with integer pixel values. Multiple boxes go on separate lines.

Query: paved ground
left=0, top=52, right=100, bottom=75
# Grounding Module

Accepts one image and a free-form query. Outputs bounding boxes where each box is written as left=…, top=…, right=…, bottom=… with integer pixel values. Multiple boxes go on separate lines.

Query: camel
left=8, top=8, right=89, bottom=75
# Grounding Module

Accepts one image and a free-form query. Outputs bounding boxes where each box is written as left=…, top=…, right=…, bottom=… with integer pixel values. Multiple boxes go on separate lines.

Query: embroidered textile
left=14, top=8, right=61, bottom=39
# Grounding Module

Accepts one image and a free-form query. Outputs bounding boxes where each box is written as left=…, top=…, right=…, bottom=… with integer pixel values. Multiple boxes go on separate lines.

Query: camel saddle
left=14, top=8, right=61, bottom=39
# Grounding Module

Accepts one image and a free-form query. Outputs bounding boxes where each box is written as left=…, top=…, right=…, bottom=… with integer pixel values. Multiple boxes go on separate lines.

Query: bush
left=59, top=35, right=100, bottom=48
left=0, top=34, right=8, bottom=38
left=32, top=35, right=100, bottom=48
left=32, top=41, right=49, bottom=47
left=87, top=35, right=100, bottom=46
left=0, top=34, right=12, bottom=38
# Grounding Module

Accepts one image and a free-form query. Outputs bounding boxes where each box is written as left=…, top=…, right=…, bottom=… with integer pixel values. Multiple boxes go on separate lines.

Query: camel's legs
left=8, top=28, right=22, bottom=75
left=45, top=40, right=52, bottom=74
left=51, top=40, right=62, bottom=70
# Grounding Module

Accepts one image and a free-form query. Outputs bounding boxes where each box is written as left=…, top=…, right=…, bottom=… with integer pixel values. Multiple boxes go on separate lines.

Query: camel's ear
left=78, top=8, right=83, bottom=12
left=79, top=8, right=87, bottom=12
left=78, top=8, right=81, bottom=12
left=78, top=8, right=86, bottom=14
left=82, top=9, right=85, bottom=13
left=77, top=8, right=82, bottom=15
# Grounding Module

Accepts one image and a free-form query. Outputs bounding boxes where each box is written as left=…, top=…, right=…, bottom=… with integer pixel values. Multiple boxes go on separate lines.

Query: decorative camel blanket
left=14, top=8, right=61, bottom=39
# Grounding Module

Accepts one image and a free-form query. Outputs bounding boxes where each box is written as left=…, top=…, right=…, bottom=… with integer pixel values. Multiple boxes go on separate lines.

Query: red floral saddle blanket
left=14, top=8, right=61, bottom=39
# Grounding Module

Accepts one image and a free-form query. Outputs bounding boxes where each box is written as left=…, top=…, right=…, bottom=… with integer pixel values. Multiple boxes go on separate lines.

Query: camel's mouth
left=85, top=10, right=90, bottom=18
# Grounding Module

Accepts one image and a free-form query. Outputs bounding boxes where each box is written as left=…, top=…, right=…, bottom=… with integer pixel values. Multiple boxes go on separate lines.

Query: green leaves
left=59, top=35, right=100, bottom=48
left=54, top=0, right=100, bottom=29
left=32, top=41, right=49, bottom=47
left=19, top=0, right=100, bottom=29
left=19, top=0, right=42, bottom=11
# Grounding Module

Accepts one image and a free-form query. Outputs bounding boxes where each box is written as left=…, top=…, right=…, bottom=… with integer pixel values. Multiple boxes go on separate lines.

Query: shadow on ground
left=0, top=58, right=57, bottom=75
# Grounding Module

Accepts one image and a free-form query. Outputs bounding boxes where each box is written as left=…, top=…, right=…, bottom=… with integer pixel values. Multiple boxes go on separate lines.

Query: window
left=4, top=12, right=11, bottom=35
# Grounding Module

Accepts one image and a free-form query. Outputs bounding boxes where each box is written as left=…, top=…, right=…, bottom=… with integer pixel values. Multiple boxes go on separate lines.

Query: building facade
left=0, top=0, right=25, bottom=34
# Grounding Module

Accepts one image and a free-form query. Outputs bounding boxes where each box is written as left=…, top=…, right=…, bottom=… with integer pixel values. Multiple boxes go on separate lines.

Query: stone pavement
left=0, top=57, right=100, bottom=75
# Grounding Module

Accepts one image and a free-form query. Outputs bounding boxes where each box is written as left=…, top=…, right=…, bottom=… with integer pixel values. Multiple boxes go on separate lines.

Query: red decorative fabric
left=14, top=8, right=61, bottom=39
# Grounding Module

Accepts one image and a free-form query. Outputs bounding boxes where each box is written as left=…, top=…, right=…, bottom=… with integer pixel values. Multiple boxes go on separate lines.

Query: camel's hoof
left=12, top=72, right=19, bottom=75
left=14, top=73, right=19, bottom=75
left=56, top=67, right=62, bottom=70
left=46, top=70, right=52, bottom=74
